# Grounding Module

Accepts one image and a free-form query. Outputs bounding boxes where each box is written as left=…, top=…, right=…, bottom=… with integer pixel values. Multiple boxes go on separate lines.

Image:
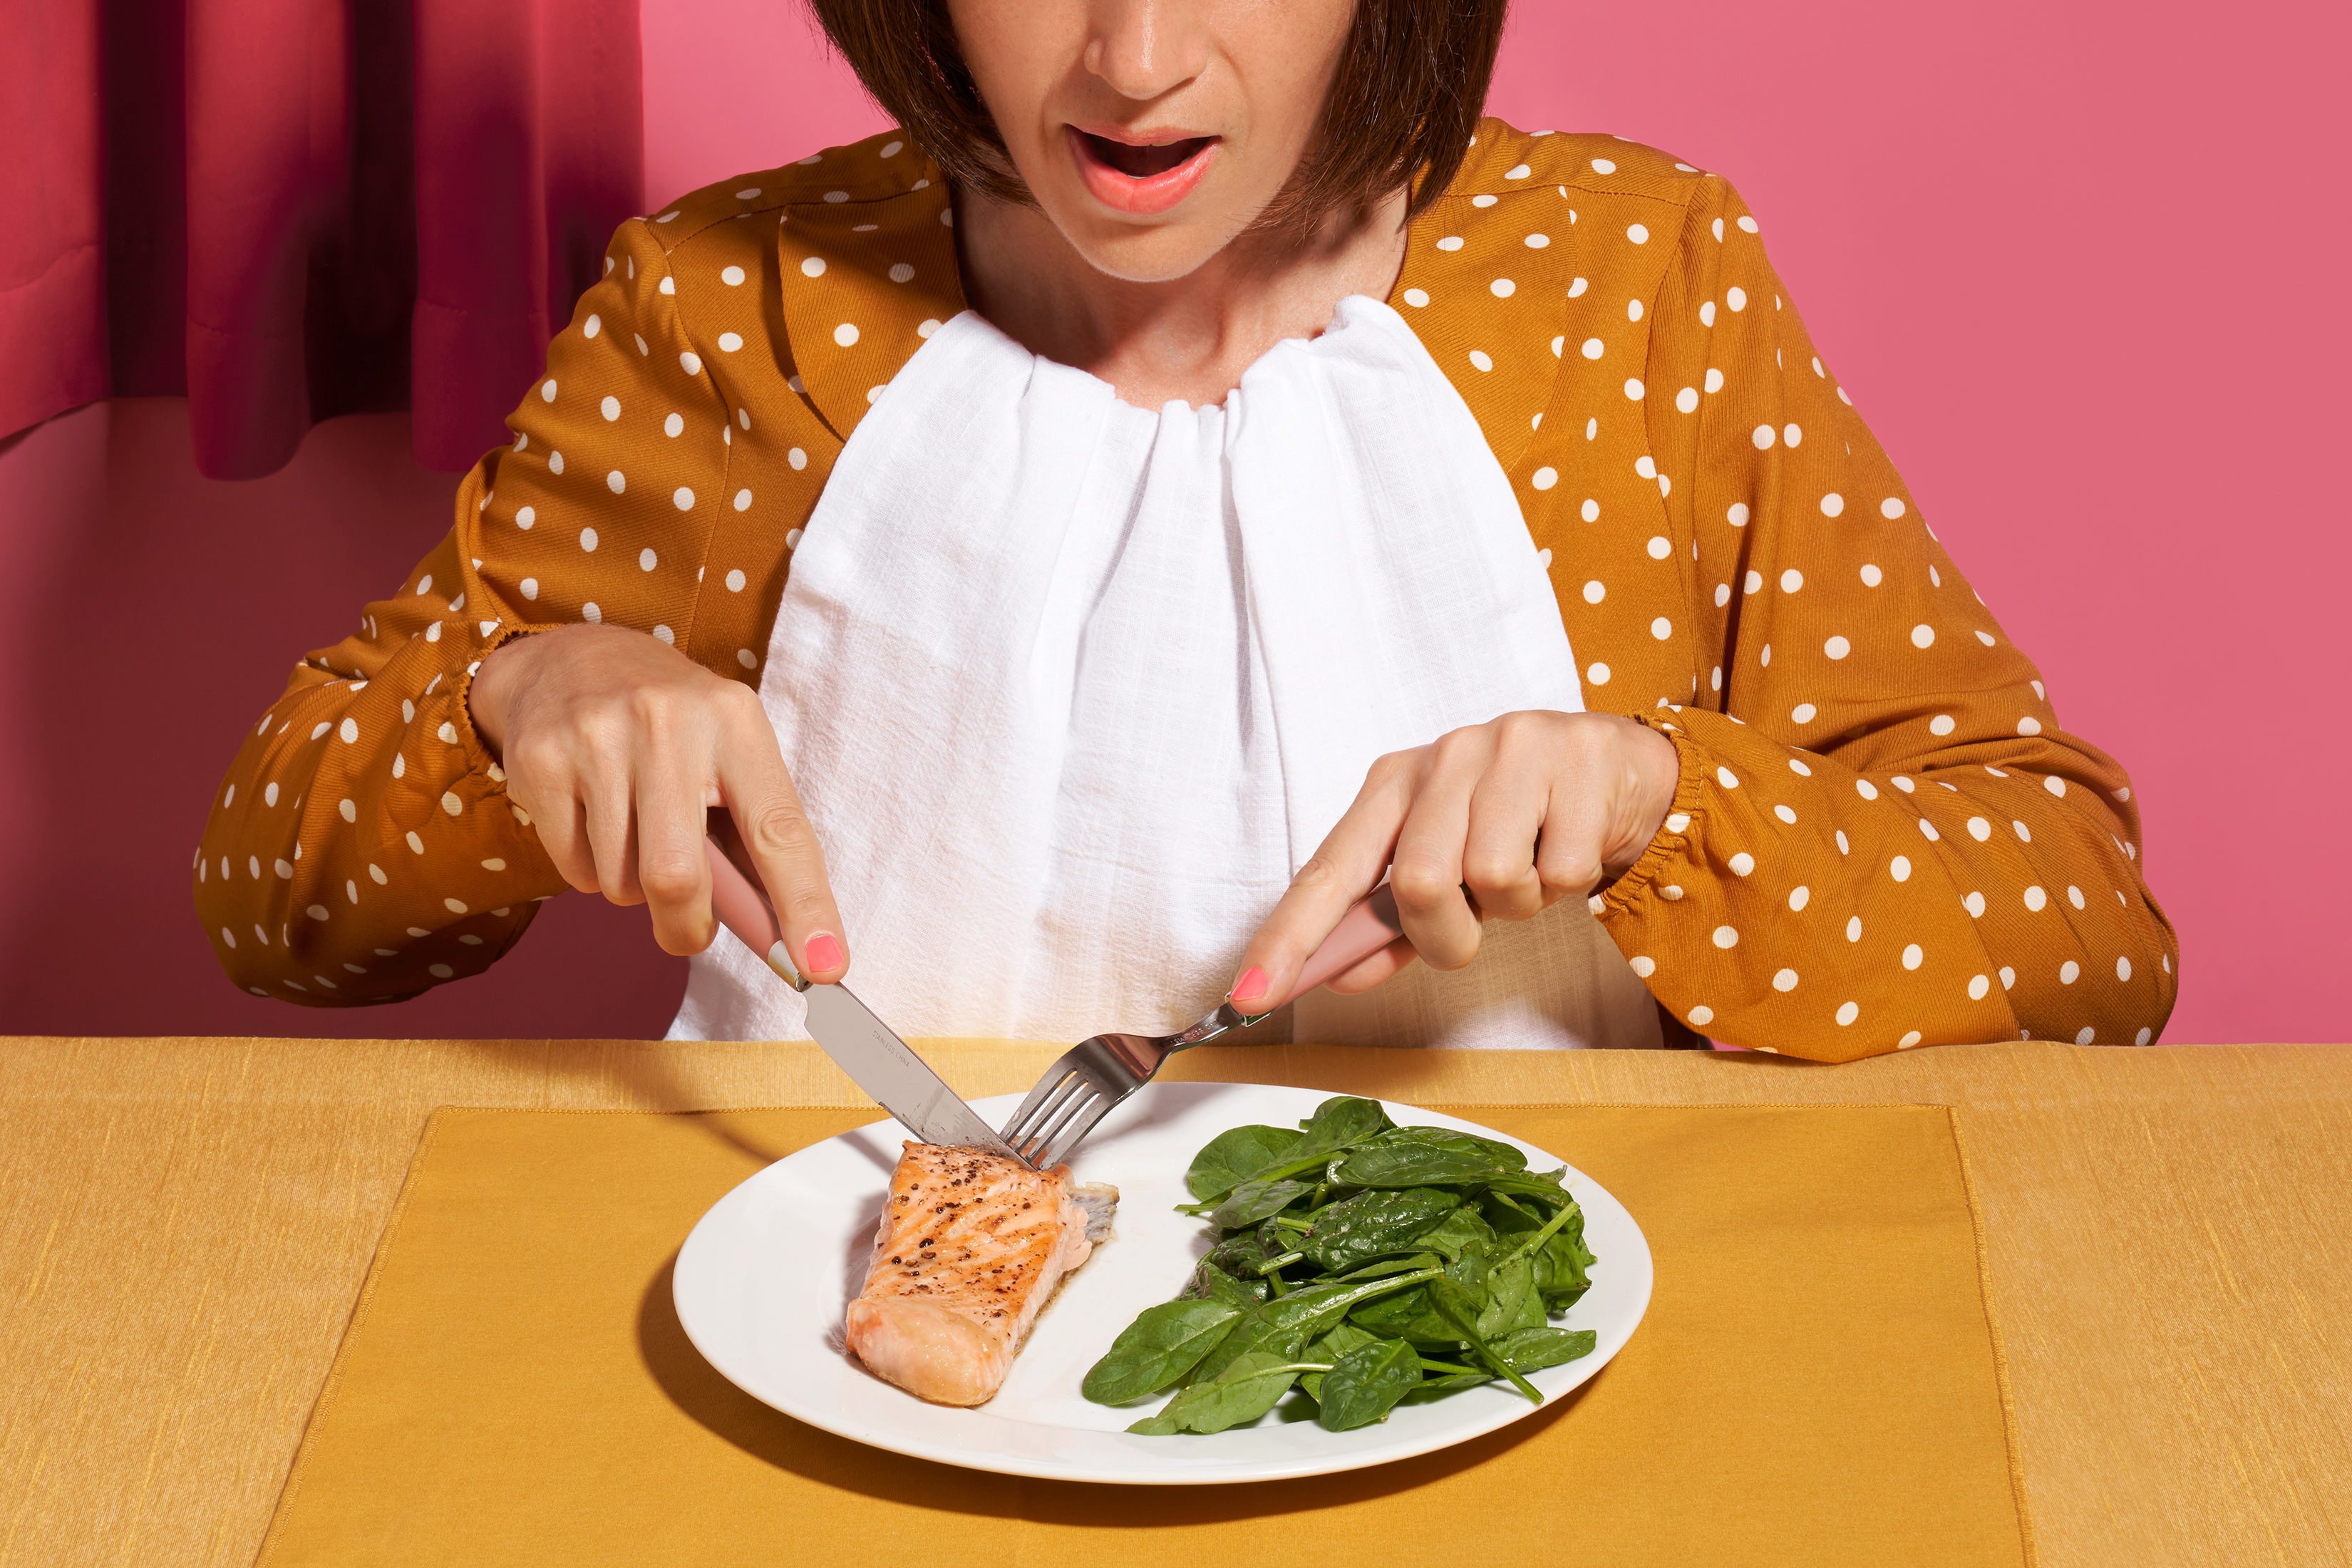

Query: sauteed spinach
left=1082, top=1095, right=1596, bottom=1435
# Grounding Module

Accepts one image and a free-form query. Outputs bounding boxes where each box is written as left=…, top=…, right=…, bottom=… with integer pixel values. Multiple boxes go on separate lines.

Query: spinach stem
left=1498, top=1196, right=1579, bottom=1268
left=1255, top=1249, right=1306, bottom=1275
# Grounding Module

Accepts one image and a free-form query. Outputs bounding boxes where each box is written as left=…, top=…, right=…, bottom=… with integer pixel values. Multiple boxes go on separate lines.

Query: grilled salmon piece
left=846, top=1143, right=1117, bottom=1407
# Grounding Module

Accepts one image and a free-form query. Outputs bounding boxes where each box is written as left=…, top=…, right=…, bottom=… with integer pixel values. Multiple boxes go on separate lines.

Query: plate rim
left=673, top=1083, right=1651, bottom=1485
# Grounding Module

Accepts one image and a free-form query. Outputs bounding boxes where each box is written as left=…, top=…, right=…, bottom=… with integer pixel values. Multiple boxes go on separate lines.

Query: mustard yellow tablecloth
left=4, top=1039, right=2348, bottom=1567
left=253, top=1101, right=2025, bottom=1567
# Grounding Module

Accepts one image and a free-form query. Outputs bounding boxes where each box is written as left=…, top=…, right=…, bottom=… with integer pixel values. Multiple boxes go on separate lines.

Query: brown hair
left=808, top=0, right=1510, bottom=227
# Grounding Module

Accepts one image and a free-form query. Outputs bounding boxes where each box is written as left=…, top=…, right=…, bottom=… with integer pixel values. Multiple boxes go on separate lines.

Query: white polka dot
left=1716, top=765, right=1740, bottom=789
left=788, top=447, right=808, bottom=470
left=1629, top=955, right=1656, bottom=977
left=1646, top=535, right=1671, bottom=560
left=731, top=488, right=753, bottom=513
left=711, top=264, right=743, bottom=289
left=1899, top=1031, right=1924, bottom=1050
left=1490, top=278, right=1516, bottom=298
left=1525, top=233, right=1550, bottom=249
left=1927, top=714, right=1957, bottom=738
left=520, top=577, right=537, bottom=601
left=1402, top=287, right=1430, bottom=308
left=1836, top=1001, right=1860, bottom=1026
left=428, top=963, right=453, bottom=979
left=1626, top=223, right=1649, bottom=244
left=1763, top=968, right=1796, bottom=994
left=710, top=331, right=741, bottom=354
left=1738, top=215, right=1760, bottom=234
left=1579, top=337, right=1606, bottom=361
left=2016, top=820, right=2033, bottom=843
left=1791, top=703, right=1817, bottom=724
left=1468, top=350, right=1493, bottom=372
left=597, top=395, right=620, bottom=423
left=2024, top=885, right=2048, bottom=911
left=658, top=277, right=675, bottom=294
left=661, top=484, right=691, bottom=512
left=1666, top=813, right=1691, bottom=833
left=679, top=351, right=703, bottom=377
left=1650, top=616, right=1673, bottom=640
left=1624, top=378, right=1645, bottom=400
left=1891, top=855, right=1912, bottom=882
left=1584, top=662, right=1610, bottom=686
left=540, top=379, right=557, bottom=403
left=1776, top=567, right=1807, bottom=595
left=1825, top=636, right=1851, bottom=659
left=636, top=547, right=658, bottom=572
left=1590, top=158, right=1616, bottom=174
left=1726, top=287, right=1747, bottom=311
left=1782, top=423, right=1802, bottom=446
left=1687, top=1006, right=1714, bottom=1028
left=1728, top=853, right=1755, bottom=877
left=2001, top=967, right=2017, bottom=990
left=1820, top=492, right=1845, bottom=517
left=579, top=527, right=599, bottom=552
left=1472, top=194, right=1498, bottom=207
left=1902, top=944, right=1924, bottom=971
left=1635, top=455, right=1656, bottom=480
left=785, top=528, right=803, bottom=550
left=1881, top=497, right=1907, bottom=520
left=2018, top=716, right=2044, bottom=736
left=548, top=451, right=563, bottom=474
left=1675, top=386, right=1698, bottom=413
left=1752, top=424, right=1776, bottom=450
left=1433, top=235, right=1465, bottom=253
left=1531, top=466, right=1558, bottom=490
left=606, top=470, right=626, bottom=495
left=737, top=649, right=758, bottom=669
left=2059, top=960, right=2080, bottom=985
left=1788, top=886, right=1812, bottom=914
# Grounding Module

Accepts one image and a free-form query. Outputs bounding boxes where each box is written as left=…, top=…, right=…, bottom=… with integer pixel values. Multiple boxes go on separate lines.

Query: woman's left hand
left=1228, top=711, right=1683, bottom=1008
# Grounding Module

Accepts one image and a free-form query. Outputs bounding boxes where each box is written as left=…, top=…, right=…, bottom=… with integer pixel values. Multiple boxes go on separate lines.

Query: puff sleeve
left=192, top=219, right=741, bottom=1004
left=1593, top=176, right=2180, bottom=1056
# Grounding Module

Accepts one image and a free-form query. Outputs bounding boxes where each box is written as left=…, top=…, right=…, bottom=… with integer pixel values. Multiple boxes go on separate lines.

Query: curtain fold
left=1, top=0, right=641, bottom=479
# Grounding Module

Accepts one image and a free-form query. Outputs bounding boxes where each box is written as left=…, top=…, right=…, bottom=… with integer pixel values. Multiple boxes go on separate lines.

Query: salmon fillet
left=845, top=1143, right=1118, bottom=1407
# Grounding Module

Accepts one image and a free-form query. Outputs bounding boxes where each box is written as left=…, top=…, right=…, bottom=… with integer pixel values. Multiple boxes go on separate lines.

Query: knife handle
left=1277, top=884, right=1407, bottom=1008
left=703, top=836, right=810, bottom=991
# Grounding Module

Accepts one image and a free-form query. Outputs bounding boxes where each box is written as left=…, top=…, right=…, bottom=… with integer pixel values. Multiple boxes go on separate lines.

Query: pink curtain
left=1, top=0, right=641, bottom=479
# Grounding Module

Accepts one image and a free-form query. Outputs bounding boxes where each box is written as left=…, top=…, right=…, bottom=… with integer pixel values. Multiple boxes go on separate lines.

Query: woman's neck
left=955, top=187, right=1412, bottom=411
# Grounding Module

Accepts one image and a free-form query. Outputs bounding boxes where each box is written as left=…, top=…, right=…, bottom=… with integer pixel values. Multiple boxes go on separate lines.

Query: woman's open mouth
left=1069, top=127, right=1219, bottom=216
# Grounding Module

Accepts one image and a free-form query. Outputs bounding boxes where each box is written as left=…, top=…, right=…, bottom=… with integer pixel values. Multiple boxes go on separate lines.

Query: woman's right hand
left=467, top=624, right=847, bottom=976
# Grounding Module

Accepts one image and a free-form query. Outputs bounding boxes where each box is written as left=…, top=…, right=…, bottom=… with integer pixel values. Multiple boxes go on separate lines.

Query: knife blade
left=701, top=832, right=1028, bottom=1163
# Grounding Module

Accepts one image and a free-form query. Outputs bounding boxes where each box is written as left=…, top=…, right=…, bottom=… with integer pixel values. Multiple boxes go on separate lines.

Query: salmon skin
left=846, top=1143, right=1118, bottom=1407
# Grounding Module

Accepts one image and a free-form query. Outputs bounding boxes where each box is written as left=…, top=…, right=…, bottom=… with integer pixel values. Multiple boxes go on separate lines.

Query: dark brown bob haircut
left=808, top=0, right=1510, bottom=229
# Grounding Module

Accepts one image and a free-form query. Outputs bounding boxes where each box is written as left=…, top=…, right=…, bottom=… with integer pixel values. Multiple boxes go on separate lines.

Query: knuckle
left=743, top=797, right=815, bottom=859
left=1292, top=852, right=1347, bottom=893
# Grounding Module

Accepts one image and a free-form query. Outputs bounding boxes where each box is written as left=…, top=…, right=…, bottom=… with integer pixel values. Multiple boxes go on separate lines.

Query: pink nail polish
left=1231, top=966, right=1268, bottom=1006
left=805, top=932, right=844, bottom=973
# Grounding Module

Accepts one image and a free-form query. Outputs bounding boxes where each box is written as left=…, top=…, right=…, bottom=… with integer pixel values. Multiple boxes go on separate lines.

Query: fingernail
left=804, top=932, right=843, bottom=973
left=1230, top=966, right=1268, bottom=1006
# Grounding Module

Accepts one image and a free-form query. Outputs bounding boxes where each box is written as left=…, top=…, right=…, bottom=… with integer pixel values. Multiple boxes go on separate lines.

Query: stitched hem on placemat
left=1946, top=1104, right=2043, bottom=1568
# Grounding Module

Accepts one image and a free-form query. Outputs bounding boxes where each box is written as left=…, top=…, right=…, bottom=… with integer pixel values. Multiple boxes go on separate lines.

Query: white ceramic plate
left=673, top=1080, right=1650, bottom=1485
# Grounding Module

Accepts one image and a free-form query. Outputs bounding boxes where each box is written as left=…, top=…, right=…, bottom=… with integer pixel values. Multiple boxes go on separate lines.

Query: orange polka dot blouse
left=192, top=120, right=2178, bottom=1058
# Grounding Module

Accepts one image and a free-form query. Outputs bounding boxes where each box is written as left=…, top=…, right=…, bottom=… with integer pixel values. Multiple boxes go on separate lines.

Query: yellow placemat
left=257, top=1103, right=2030, bottom=1567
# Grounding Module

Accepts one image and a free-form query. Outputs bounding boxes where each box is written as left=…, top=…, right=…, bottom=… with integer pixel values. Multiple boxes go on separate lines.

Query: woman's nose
left=1082, top=0, right=1210, bottom=102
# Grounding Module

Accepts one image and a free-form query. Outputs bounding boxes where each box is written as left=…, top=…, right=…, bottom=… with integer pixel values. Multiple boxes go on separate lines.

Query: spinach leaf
left=1332, top=1140, right=1517, bottom=1189
left=1531, top=1207, right=1594, bottom=1305
left=1297, top=1322, right=1381, bottom=1401
left=1194, top=1266, right=1443, bottom=1382
left=1289, top=1095, right=1396, bottom=1164
left=1347, top=1284, right=1459, bottom=1346
left=1297, top=1187, right=1460, bottom=1273
left=1183, top=1259, right=1267, bottom=1309
left=1314, top=1337, right=1424, bottom=1432
left=1334, top=1252, right=1443, bottom=1283
left=1202, top=1230, right=1274, bottom=1280
left=1412, top=1204, right=1500, bottom=1262
left=1379, top=1125, right=1529, bottom=1171
left=1184, top=1125, right=1304, bottom=1202
left=1210, top=1176, right=1314, bottom=1232
left=1491, top=1325, right=1597, bottom=1373
left=1081, top=1299, right=1244, bottom=1405
left=1476, top=1250, right=1535, bottom=1340
left=1428, top=1276, right=1542, bottom=1404
left=1126, top=1348, right=1309, bottom=1436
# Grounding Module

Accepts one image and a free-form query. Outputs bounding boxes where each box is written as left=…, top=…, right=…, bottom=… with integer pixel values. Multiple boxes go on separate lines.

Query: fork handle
left=1278, top=884, right=1407, bottom=1007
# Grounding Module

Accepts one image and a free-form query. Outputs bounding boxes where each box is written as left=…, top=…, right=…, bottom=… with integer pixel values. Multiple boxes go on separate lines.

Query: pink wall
left=640, top=0, right=2348, bottom=1044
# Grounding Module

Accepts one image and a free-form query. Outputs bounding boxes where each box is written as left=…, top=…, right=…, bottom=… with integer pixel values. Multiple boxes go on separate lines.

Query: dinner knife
left=701, top=834, right=1027, bottom=1162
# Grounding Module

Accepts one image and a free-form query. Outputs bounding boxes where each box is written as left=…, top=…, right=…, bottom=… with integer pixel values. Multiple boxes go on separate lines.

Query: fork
left=998, top=887, right=1409, bottom=1168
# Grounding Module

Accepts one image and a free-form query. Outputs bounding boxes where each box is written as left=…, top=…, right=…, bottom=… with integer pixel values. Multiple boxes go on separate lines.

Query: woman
left=192, top=0, right=2177, bottom=1058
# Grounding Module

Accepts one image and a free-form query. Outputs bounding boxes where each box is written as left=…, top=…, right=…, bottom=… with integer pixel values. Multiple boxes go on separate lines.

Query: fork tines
left=999, top=1068, right=1112, bottom=1169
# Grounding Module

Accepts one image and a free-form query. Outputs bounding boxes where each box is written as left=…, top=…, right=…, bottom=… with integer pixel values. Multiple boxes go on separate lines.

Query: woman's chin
left=1051, top=210, right=1244, bottom=285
